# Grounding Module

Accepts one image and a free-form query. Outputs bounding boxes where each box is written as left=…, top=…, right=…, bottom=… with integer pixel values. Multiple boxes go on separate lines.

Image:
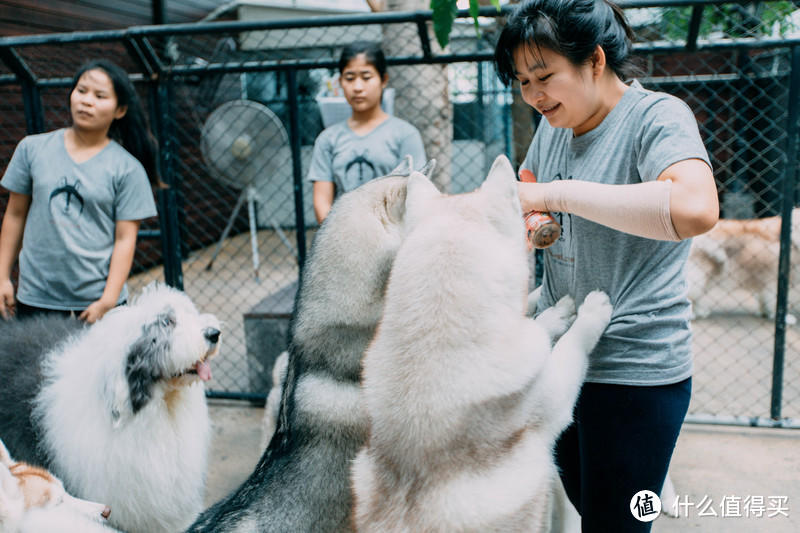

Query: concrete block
left=244, top=281, right=297, bottom=396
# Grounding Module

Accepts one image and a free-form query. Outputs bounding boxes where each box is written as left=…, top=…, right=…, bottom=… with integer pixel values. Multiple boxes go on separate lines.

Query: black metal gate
left=0, top=1, right=798, bottom=426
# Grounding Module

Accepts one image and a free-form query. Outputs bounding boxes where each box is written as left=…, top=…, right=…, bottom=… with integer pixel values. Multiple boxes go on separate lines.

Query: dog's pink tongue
left=195, top=361, right=212, bottom=381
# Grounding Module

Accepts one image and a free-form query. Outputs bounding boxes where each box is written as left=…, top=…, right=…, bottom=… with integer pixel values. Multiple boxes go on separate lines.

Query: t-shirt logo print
left=345, top=152, right=377, bottom=185
left=49, top=176, right=85, bottom=217
left=551, top=173, right=572, bottom=243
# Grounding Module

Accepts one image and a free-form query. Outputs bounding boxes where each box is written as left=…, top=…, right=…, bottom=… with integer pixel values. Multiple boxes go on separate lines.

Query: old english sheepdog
left=0, top=283, right=221, bottom=533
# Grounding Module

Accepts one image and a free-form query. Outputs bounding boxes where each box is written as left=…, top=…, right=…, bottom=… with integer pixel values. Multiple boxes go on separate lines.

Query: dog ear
left=419, top=158, right=437, bottom=179
left=483, top=155, right=521, bottom=212
left=387, top=155, right=414, bottom=177
left=483, top=155, right=518, bottom=194
left=125, top=307, right=177, bottom=414
left=405, top=171, right=441, bottom=228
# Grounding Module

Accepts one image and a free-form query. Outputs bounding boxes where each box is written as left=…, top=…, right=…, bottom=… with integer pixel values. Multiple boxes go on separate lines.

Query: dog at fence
left=350, top=155, right=613, bottom=532
left=0, top=283, right=222, bottom=533
left=188, top=158, right=433, bottom=532
left=687, top=208, right=800, bottom=322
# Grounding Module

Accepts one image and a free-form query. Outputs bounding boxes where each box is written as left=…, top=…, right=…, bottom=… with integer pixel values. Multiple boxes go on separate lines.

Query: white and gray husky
left=188, top=159, right=432, bottom=532
left=351, top=156, right=613, bottom=532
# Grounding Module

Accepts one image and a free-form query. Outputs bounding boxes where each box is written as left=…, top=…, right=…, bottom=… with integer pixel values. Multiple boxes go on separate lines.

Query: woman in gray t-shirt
left=494, top=0, right=719, bottom=530
left=308, top=42, right=425, bottom=223
left=0, top=59, right=158, bottom=323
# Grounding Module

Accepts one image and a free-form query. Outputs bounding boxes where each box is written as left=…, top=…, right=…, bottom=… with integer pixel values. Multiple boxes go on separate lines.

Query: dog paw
left=526, top=286, right=543, bottom=317
left=577, top=291, right=613, bottom=326
left=554, top=294, right=576, bottom=317
left=535, top=295, right=576, bottom=339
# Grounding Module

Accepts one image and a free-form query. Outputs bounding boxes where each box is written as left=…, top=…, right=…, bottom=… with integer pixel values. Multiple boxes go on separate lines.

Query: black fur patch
left=0, top=315, right=86, bottom=466
left=125, top=307, right=176, bottom=413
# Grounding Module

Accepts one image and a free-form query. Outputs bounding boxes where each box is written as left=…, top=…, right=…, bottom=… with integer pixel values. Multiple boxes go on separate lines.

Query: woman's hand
left=517, top=181, right=547, bottom=214
left=0, top=278, right=15, bottom=320
left=79, top=297, right=115, bottom=323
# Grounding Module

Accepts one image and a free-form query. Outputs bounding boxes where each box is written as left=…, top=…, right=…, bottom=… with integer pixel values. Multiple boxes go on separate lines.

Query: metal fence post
left=154, top=75, right=184, bottom=290
left=771, top=44, right=800, bottom=421
left=0, top=46, right=44, bottom=134
left=286, top=69, right=307, bottom=272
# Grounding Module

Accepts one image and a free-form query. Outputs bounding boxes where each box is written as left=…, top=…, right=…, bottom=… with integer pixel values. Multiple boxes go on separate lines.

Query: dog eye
left=161, top=315, right=175, bottom=327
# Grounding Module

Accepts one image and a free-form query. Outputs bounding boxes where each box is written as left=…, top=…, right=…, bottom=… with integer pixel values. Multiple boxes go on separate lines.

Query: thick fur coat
left=351, top=156, right=613, bottom=532
left=0, top=284, right=221, bottom=533
left=188, top=161, right=431, bottom=532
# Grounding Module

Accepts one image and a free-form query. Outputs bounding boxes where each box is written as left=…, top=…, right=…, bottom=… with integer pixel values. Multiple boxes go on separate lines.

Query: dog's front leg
left=537, top=291, right=612, bottom=432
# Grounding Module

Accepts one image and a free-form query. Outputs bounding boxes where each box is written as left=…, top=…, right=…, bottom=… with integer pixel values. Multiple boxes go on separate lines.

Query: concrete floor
left=204, top=400, right=800, bottom=532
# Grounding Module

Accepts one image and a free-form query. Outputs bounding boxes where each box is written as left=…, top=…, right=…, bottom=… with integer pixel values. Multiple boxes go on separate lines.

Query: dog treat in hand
left=525, top=210, right=561, bottom=249
left=518, top=168, right=561, bottom=249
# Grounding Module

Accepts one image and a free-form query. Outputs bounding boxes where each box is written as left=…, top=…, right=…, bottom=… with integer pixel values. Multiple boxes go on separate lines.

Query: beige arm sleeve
left=542, top=179, right=681, bottom=241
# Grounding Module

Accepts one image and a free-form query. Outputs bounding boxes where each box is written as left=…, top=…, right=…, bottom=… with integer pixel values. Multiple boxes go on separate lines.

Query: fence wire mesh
left=0, top=1, right=798, bottom=424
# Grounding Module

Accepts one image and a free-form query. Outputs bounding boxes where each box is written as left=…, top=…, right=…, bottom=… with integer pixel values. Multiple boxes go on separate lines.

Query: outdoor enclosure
left=0, top=0, right=798, bottom=427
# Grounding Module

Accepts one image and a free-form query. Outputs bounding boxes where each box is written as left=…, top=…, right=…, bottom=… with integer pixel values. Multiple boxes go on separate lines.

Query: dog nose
left=204, top=328, right=220, bottom=344
left=102, top=506, right=111, bottom=519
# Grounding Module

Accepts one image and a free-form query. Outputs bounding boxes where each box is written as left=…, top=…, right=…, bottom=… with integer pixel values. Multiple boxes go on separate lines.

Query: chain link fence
left=0, top=1, right=798, bottom=425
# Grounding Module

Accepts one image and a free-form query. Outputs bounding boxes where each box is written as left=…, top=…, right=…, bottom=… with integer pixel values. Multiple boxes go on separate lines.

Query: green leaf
left=431, top=0, right=502, bottom=49
left=469, top=0, right=481, bottom=31
left=430, top=0, right=459, bottom=49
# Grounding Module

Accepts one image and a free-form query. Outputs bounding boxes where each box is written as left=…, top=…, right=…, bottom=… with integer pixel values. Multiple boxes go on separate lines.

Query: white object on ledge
left=316, top=87, right=395, bottom=128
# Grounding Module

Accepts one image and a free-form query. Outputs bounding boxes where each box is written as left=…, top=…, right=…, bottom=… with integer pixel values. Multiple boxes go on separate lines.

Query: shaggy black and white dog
left=0, top=283, right=221, bottom=533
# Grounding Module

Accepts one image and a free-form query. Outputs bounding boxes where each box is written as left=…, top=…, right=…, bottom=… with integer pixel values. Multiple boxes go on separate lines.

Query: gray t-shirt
left=522, top=80, right=711, bottom=386
left=307, top=116, right=425, bottom=194
left=1, top=129, right=157, bottom=310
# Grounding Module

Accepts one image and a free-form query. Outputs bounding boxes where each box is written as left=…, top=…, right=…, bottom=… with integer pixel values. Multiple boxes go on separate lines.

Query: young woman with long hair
left=0, top=59, right=159, bottom=323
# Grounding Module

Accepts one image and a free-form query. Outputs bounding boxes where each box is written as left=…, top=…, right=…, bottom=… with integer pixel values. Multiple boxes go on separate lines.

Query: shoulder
left=625, top=83, right=709, bottom=175
left=6, top=130, right=63, bottom=168
left=16, top=129, right=61, bottom=151
left=27, top=129, right=62, bottom=142
left=319, top=121, right=349, bottom=141
left=106, top=141, right=149, bottom=182
left=628, top=83, right=697, bottom=122
left=108, top=141, right=145, bottom=169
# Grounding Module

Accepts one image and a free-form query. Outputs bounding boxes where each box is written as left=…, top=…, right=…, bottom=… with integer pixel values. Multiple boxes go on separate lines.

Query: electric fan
left=200, top=99, right=296, bottom=279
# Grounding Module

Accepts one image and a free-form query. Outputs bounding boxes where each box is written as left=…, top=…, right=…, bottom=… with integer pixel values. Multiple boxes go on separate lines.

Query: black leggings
left=16, top=301, right=79, bottom=319
left=554, top=378, right=691, bottom=532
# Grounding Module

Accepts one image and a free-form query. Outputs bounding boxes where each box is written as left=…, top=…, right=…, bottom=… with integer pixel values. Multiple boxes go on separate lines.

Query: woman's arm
left=80, top=219, right=140, bottom=323
left=313, top=181, right=336, bottom=224
left=658, top=158, right=718, bottom=238
left=0, top=192, right=31, bottom=319
left=518, top=158, right=718, bottom=240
